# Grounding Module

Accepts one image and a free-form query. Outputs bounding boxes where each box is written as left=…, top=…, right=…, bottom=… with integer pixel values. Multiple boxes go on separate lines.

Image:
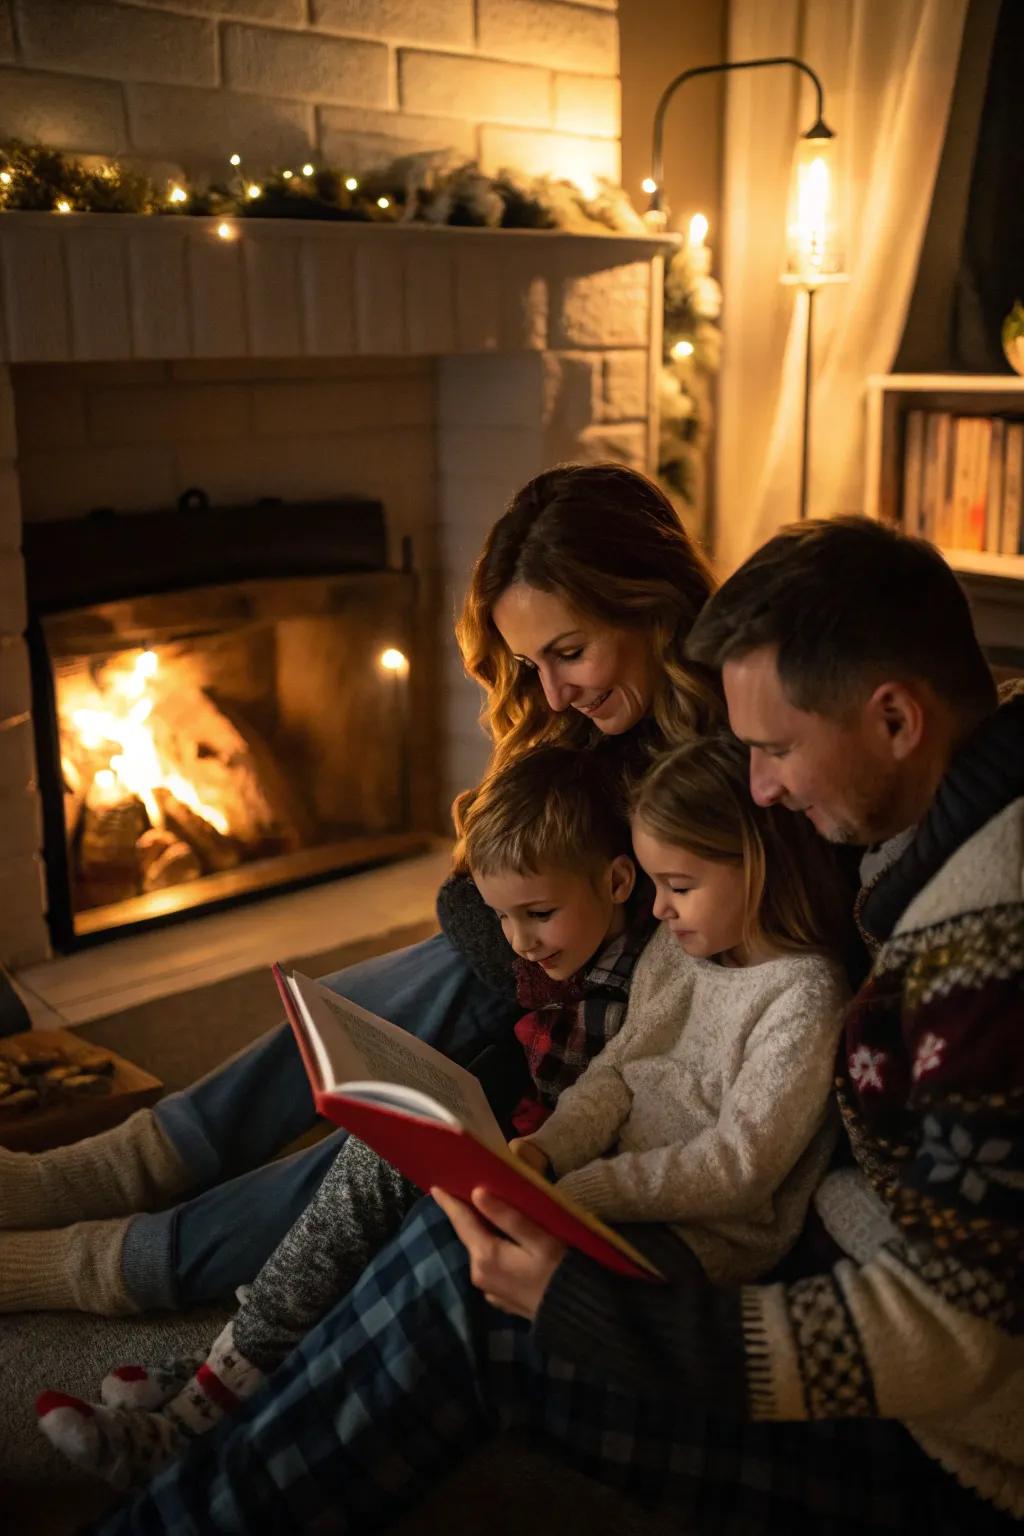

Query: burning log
left=140, top=836, right=202, bottom=892
left=78, top=775, right=149, bottom=904
left=153, top=788, right=243, bottom=872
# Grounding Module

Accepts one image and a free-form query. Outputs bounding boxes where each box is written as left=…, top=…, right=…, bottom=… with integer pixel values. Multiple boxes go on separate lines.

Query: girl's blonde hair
left=631, top=735, right=849, bottom=957
left=455, top=464, right=723, bottom=784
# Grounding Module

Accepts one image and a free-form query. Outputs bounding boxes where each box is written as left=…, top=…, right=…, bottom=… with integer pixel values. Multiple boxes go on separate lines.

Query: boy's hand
left=508, top=1137, right=551, bottom=1175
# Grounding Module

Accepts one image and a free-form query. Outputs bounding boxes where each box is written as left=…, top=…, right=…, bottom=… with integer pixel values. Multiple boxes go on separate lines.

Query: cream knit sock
left=0, top=1217, right=138, bottom=1314
left=0, top=1109, right=189, bottom=1230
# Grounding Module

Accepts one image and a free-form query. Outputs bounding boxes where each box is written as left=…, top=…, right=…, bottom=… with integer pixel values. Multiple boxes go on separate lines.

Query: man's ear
left=608, top=853, right=636, bottom=905
left=865, top=682, right=925, bottom=761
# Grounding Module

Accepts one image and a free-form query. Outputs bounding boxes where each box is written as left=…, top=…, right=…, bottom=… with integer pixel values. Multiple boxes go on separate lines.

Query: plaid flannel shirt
left=509, top=916, right=653, bottom=1135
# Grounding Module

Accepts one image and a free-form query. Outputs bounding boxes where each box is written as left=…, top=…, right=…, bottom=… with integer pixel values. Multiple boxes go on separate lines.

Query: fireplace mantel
left=0, top=213, right=676, bottom=366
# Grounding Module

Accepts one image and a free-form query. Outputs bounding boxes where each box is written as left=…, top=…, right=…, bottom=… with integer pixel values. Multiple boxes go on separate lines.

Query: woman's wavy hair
left=631, top=734, right=849, bottom=958
left=455, top=464, right=723, bottom=781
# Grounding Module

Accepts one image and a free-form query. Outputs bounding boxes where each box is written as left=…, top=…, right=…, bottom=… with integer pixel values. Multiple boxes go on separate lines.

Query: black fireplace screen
left=25, top=496, right=425, bottom=948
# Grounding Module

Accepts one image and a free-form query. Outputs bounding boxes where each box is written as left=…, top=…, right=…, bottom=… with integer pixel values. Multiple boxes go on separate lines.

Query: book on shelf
left=986, top=419, right=1006, bottom=555
left=902, top=410, right=926, bottom=537
left=271, top=964, right=664, bottom=1282
left=1003, top=421, right=1024, bottom=557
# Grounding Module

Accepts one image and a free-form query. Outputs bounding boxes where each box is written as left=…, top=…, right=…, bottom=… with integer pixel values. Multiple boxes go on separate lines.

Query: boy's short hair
left=453, top=746, right=631, bottom=878
left=686, top=516, right=997, bottom=721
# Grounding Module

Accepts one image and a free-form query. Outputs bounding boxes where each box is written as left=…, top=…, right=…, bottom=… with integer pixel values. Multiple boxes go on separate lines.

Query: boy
left=39, top=745, right=654, bottom=1488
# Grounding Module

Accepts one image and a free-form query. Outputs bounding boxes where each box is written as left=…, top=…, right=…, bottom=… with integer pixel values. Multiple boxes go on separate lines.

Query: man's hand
left=432, top=1186, right=567, bottom=1321
left=507, top=1137, right=551, bottom=1175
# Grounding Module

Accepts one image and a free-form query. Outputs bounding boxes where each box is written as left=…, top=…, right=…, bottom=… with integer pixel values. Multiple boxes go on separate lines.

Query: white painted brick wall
left=0, top=0, right=620, bottom=187
left=17, top=0, right=218, bottom=89
left=477, top=0, right=618, bottom=75
left=223, top=24, right=388, bottom=108
left=312, top=0, right=474, bottom=49
left=399, top=52, right=551, bottom=128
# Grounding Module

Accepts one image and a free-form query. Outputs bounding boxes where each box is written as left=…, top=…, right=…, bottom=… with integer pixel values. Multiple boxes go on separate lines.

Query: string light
left=377, top=196, right=390, bottom=209
left=344, top=176, right=358, bottom=191
left=0, top=171, right=11, bottom=186
left=688, top=212, right=709, bottom=247
left=55, top=199, right=71, bottom=213
left=246, top=183, right=262, bottom=200
left=229, top=153, right=241, bottom=167
left=379, top=648, right=407, bottom=672
left=671, top=339, right=694, bottom=360
left=168, top=184, right=187, bottom=204
left=282, top=169, right=293, bottom=180
left=641, top=176, right=657, bottom=195
left=301, top=162, right=314, bottom=177
left=216, top=220, right=235, bottom=240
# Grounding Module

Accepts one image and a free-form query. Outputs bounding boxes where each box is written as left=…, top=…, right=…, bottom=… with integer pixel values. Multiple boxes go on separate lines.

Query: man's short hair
left=686, top=516, right=997, bottom=719
left=453, top=745, right=630, bottom=878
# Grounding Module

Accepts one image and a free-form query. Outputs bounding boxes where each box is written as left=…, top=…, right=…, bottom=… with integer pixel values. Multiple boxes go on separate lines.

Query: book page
left=288, top=971, right=505, bottom=1150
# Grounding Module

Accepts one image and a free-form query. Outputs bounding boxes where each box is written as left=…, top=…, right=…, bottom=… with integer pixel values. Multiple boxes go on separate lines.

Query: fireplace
left=25, top=493, right=426, bottom=947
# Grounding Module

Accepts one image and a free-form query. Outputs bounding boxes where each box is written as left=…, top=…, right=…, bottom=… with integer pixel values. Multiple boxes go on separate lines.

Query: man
left=91, top=518, right=1022, bottom=1536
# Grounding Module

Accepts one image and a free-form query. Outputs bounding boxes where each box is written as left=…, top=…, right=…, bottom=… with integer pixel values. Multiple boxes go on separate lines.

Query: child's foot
left=101, top=1350, right=207, bottom=1410
left=36, top=1391, right=188, bottom=1491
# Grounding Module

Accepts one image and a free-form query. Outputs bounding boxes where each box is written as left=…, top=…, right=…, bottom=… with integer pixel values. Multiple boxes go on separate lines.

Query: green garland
left=0, top=138, right=721, bottom=512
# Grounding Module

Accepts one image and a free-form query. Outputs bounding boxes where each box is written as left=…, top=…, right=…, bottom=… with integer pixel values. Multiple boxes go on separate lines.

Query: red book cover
left=272, top=964, right=663, bottom=1283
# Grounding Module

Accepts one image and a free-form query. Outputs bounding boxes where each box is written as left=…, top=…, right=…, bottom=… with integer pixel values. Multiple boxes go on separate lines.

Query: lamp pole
left=648, top=56, right=840, bottom=521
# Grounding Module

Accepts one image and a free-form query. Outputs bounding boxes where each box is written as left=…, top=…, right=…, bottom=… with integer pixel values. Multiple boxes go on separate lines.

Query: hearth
left=25, top=493, right=425, bottom=948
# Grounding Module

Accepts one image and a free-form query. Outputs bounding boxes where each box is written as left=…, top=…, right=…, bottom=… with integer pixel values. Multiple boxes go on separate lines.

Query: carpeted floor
left=1, top=918, right=691, bottom=1535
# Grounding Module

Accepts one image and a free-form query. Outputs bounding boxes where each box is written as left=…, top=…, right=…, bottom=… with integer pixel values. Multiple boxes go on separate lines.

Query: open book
left=273, top=966, right=662, bottom=1282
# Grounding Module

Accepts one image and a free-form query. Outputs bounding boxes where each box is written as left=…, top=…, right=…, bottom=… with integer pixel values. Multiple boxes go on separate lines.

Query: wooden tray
left=0, top=1028, right=163, bottom=1152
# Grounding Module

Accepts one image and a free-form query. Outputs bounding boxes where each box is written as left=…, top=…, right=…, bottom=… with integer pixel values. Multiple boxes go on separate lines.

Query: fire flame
left=69, top=649, right=229, bottom=835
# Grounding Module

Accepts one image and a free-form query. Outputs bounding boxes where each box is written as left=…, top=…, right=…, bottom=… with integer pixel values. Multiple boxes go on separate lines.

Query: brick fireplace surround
left=0, top=0, right=674, bottom=972
left=0, top=216, right=671, bottom=970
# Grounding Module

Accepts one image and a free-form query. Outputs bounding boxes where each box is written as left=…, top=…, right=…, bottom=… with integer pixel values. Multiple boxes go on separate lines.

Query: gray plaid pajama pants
left=89, top=1196, right=1019, bottom=1536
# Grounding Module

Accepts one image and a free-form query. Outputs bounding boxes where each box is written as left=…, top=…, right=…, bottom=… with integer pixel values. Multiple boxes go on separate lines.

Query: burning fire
left=66, top=649, right=229, bottom=835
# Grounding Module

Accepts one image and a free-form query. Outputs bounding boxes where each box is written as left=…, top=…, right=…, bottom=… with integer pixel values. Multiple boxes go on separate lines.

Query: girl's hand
left=432, top=1187, right=567, bottom=1321
left=507, top=1137, right=551, bottom=1175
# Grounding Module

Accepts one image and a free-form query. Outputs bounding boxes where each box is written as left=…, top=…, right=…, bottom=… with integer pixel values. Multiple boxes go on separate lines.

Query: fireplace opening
left=25, top=494, right=428, bottom=949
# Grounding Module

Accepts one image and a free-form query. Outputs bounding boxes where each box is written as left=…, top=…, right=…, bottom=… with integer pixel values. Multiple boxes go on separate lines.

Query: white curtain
left=714, top=0, right=969, bottom=572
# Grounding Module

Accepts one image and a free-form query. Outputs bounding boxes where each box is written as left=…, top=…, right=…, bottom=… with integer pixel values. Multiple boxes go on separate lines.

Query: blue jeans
left=120, top=934, right=522, bottom=1310
left=94, top=1199, right=1013, bottom=1536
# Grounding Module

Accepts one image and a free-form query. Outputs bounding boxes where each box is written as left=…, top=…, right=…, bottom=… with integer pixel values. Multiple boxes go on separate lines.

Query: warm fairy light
left=55, top=199, right=71, bottom=213
left=282, top=169, right=293, bottom=180
left=379, top=648, right=407, bottom=672
left=168, top=184, right=187, bottom=204
left=671, top=339, right=695, bottom=360
left=0, top=172, right=11, bottom=186
left=216, top=221, right=235, bottom=240
left=688, top=212, right=709, bottom=247
left=344, top=176, right=358, bottom=191
left=247, top=183, right=262, bottom=199
left=641, top=176, right=657, bottom=195
left=376, top=196, right=390, bottom=209
left=301, top=162, right=315, bottom=177
left=229, top=153, right=241, bottom=167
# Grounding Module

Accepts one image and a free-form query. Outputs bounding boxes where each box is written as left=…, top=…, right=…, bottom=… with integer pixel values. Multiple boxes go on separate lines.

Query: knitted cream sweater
left=529, top=923, right=849, bottom=1285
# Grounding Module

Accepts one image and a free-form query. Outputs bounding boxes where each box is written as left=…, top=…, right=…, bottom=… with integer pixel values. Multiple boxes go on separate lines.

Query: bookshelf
left=864, top=374, right=1024, bottom=663
left=864, top=373, right=1024, bottom=580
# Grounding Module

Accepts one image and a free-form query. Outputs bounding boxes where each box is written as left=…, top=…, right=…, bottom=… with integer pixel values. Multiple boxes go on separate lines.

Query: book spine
left=985, top=419, right=1005, bottom=554
left=901, top=410, right=926, bottom=537
left=967, top=417, right=990, bottom=553
left=1003, top=422, right=1024, bottom=557
left=950, top=416, right=974, bottom=549
left=934, top=413, right=955, bottom=547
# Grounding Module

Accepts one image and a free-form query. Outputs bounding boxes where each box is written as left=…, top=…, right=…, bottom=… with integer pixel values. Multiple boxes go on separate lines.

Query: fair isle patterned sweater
left=536, top=692, right=1024, bottom=1516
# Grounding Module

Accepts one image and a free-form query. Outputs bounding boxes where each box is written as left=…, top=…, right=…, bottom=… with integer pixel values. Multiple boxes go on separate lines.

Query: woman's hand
left=432, top=1187, right=567, bottom=1321
left=507, top=1137, right=551, bottom=1175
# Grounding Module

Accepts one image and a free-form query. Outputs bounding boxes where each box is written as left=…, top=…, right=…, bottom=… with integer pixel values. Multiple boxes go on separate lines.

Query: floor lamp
left=646, top=56, right=846, bottom=520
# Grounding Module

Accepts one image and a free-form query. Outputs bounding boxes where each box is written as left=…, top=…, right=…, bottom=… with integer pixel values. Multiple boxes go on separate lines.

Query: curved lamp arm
left=649, top=56, right=831, bottom=214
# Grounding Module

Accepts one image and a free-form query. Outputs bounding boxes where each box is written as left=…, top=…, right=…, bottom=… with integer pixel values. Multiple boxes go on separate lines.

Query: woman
left=0, top=464, right=721, bottom=1316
